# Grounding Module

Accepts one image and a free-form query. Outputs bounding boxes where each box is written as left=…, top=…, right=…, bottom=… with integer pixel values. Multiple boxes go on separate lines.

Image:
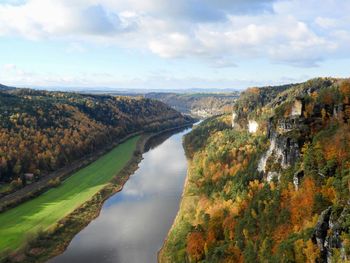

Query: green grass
left=0, top=136, right=139, bottom=252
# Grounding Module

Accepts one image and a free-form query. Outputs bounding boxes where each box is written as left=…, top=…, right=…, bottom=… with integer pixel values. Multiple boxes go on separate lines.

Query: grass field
left=0, top=136, right=139, bottom=252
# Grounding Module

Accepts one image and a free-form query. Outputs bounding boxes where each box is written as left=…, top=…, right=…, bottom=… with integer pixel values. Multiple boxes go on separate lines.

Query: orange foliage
left=229, top=163, right=242, bottom=176
left=186, top=232, right=206, bottom=262
left=246, top=87, right=260, bottom=95
left=340, top=80, right=350, bottom=97
left=272, top=223, right=292, bottom=253
left=322, top=124, right=350, bottom=165
left=206, top=227, right=217, bottom=248
left=225, top=245, right=244, bottom=263
left=321, top=90, right=334, bottom=105
left=274, top=178, right=319, bottom=251
left=290, top=177, right=317, bottom=230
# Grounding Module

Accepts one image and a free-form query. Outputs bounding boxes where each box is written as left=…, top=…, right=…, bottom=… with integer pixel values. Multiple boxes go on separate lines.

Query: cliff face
left=313, top=205, right=350, bottom=262
left=161, top=77, right=350, bottom=263
left=258, top=117, right=305, bottom=183
left=234, top=77, right=350, bottom=262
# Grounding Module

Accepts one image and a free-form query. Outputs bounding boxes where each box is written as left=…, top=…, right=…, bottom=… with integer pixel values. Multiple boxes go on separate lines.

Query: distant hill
left=145, top=92, right=240, bottom=118
left=30, top=86, right=240, bottom=118
left=0, top=87, right=192, bottom=183
left=0, top=84, right=14, bottom=91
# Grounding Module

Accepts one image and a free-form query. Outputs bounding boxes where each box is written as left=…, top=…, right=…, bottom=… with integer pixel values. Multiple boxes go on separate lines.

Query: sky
left=0, top=0, right=349, bottom=90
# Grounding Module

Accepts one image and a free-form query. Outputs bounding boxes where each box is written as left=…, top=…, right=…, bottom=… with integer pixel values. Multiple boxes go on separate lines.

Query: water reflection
left=50, top=128, right=191, bottom=263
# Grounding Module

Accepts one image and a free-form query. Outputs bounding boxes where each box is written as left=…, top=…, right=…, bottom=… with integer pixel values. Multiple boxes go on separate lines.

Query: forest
left=0, top=87, right=191, bottom=191
left=160, top=78, right=350, bottom=263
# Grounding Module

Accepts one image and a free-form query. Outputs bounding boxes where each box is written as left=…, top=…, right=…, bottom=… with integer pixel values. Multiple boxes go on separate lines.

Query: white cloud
left=0, top=0, right=349, bottom=67
left=0, top=0, right=136, bottom=39
left=149, top=33, right=195, bottom=58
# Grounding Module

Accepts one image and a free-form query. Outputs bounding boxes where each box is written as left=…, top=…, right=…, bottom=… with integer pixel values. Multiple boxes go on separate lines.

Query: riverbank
left=158, top=158, right=198, bottom=263
left=158, top=165, right=189, bottom=263
left=0, top=123, right=193, bottom=263
left=0, top=119, right=194, bottom=213
left=0, top=131, right=142, bottom=212
left=158, top=121, right=202, bottom=262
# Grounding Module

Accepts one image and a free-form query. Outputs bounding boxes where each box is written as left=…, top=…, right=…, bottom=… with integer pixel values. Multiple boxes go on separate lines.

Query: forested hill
left=0, top=87, right=192, bottom=184
left=0, top=84, right=14, bottom=91
left=145, top=92, right=239, bottom=118
left=160, top=77, right=350, bottom=263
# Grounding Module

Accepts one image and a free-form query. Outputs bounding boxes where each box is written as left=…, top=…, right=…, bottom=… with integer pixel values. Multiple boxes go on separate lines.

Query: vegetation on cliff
left=161, top=78, right=350, bottom=262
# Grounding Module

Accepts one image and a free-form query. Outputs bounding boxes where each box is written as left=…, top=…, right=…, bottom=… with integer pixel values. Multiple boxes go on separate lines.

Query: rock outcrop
left=313, top=206, right=350, bottom=262
left=258, top=118, right=302, bottom=182
left=231, top=112, right=237, bottom=128
left=313, top=207, right=332, bottom=261
left=248, top=120, right=258, bottom=133
left=291, top=99, right=303, bottom=116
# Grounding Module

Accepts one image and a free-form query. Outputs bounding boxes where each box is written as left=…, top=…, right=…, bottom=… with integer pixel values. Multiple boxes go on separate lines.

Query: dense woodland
left=161, top=78, right=350, bottom=262
left=0, top=86, right=191, bottom=187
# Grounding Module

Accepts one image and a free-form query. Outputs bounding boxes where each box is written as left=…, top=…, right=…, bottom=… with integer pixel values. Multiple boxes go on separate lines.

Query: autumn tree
left=186, top=231, right=206, bottom=262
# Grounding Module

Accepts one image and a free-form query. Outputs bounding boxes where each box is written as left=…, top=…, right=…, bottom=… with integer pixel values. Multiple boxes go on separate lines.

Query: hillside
left=0, top=88, right=192, bottom=187
left=0, top=84, right=13, bottom=91
left=145, top=92, right=239, bottom=118
left=160, top=78, right=350, bottom=262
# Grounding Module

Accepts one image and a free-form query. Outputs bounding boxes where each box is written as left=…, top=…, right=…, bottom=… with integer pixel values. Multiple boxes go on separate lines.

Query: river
left=49, top=127, right=191, bottom=263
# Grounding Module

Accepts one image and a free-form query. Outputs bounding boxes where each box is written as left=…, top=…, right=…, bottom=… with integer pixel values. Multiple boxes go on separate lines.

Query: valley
left=145, top=92, right=239, bottom=118
left=50, top=127, right=192, bottom=263
left=0, top=86, right=194, bottom=262
left=1, top=78, right=350, bottom=263
left=0, top=1, right=347, bottom=262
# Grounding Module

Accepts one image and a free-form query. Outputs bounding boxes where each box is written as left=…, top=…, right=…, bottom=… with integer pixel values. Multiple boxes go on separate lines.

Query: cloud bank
left=0, top=0, right=349, bottom=68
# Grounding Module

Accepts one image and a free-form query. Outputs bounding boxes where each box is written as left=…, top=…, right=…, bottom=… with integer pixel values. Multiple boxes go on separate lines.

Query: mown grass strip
left=0, top=136, right=139, bottom=252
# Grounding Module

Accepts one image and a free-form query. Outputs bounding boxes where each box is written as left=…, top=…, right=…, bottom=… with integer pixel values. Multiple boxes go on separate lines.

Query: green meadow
left=0, top=136, right=139, bottom=252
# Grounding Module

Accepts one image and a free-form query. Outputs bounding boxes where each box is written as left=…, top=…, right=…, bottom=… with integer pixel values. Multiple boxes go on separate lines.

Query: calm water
left=50, top=128, right=191, bottom=263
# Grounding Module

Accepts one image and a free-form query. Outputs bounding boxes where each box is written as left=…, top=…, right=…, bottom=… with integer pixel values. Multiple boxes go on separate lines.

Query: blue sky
left=0, top=0, right=349, bottom=90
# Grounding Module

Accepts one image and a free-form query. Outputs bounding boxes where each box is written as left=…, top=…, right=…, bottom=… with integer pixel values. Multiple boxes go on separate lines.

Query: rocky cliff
left=160, top=77, right=350, bottom=263
left=233, top=77, right=350, bottom=262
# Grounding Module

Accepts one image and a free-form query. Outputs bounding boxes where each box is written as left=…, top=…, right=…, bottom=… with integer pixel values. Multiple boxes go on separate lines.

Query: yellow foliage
left=303, top=239, right=320, bottom=263
left=294, top=239, right=306, bottom=263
